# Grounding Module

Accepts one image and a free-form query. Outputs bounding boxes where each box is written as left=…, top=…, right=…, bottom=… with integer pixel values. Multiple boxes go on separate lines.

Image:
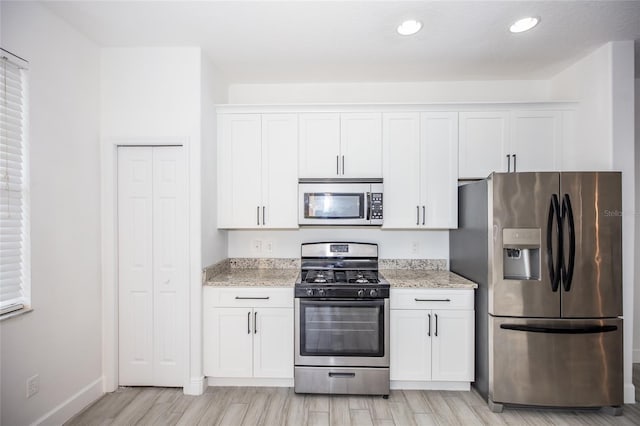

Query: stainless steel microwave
left=298, top=179, right=383, bottom=226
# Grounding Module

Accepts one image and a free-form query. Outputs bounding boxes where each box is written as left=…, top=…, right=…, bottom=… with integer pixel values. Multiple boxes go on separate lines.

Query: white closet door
left=118, top=146, right=186, bottom=387
left=152, top=147, right=187, bottom=386
left=118, top=148, right=154, bottom=385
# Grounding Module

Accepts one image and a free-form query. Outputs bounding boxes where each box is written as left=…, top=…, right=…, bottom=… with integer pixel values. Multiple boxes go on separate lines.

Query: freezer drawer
left=490, top=316, right=622, bottom=408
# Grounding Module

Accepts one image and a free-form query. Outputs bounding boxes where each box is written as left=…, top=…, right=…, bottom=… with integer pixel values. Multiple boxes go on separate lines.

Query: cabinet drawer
left=205, top=287, right=294, bottom=308
left=390, top=289, right=473, bottom=310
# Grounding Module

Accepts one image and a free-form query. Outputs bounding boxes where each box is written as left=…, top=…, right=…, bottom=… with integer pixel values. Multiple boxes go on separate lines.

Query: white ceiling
left=41, top=0, right=640, bottom=83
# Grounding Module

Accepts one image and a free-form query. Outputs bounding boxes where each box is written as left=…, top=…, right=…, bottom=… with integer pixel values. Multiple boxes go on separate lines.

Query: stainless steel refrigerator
left=450, top=172, right=623, bottom=413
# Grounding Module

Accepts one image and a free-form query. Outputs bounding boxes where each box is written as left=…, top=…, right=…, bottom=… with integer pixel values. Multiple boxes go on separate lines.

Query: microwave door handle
left=366, top=192, right=371, bottom=221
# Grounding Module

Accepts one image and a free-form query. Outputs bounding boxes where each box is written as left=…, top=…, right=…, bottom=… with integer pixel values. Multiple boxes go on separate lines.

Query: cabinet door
left=205, top=307, right=253, bottom=378
left=261, top=114, right=298, bottom=228
left=218, top=114, right=262, bottom=227
left=253, top=308, right=294, bottom=379
left=420, top=112, right=458, bottom=229
left=299, top=113, right=340, bottom=178
left=382, top=113, right=421, bottom=228
left=390, top=309, right=431, bottom=381
left=459, top=111, right=509, bottom=179
left=431, top=310, right=474, bottom=382
left=340, top=113, right=382, bottom=178
left=511, top=110, right=562, bottom=172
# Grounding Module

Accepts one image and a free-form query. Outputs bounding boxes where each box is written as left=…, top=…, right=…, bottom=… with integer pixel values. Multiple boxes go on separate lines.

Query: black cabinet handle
left=507, top=154, right=511, bottom=172
left=513, top=154, right=517, bottom=172
left=427, top=313, right=431, bottom=337
left=336, top=155, right=339, bottom=175
left=415, top=298, right=451, bottom=302
left=235, top=297, right=270, bottom=301
left=416, top=206, right=420, bottom=226
left=256, top=206, right=260, bottom=225
left=435, top=314, right=438, bottom=337
left=254, top=311, right=258, bottom=334
left=342, top=155, right=345, bottom=175
left=422, top=205, right=425, bottom=225
left=247, top=311, right=251, bottom=334
left=262, top=206, right=265, bottom=226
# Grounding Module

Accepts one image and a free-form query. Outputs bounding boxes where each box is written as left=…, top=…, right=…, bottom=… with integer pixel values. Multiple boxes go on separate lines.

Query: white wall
left=100, top=47, right=205, bottom=394
left=610, top=40, right=636, bottom=404
left=550, top=44, right=613, bottom=170
left=635, top=77, right=640, bottom=364
left=228, top=229, right=449, bottom=261
left=228, top=80, right=552, bottom=104
left=201, top=55, right=228, bottom=268
left=0, top=2, right=103, bottom=425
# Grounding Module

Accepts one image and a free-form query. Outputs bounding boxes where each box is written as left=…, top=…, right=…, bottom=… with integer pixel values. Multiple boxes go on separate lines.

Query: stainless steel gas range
left=294, top=242, right=390, bottom=397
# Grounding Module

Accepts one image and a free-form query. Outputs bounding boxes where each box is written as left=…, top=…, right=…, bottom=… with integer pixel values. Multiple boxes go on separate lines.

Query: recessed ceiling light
left=509, top=17, right=540, bottom=33
left=397, top=20, right=422, bottom=36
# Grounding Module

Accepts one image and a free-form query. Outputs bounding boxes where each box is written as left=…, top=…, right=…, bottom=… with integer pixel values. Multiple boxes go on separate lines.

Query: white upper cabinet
left=382, top=113, right=421, bottom=228
left=340, top=113, right=382, bottom=178
left=218, top=114, right=262, bottom=228
left=261, top=114, right=299, bottom=228
left=459, top=109, right=567, bottom=179
left=420, top=112, right=459, bottom=229
left=459, top=111, right=509, bottom=179
left=299, top=112, right=382, bottom=178
left=298, top=113, right=341, bottom=178
left=510, top=110, right=562, bottom=172
left=218, top=113, right=298, bottom=229
left=383, top=112, right=458, bottom=229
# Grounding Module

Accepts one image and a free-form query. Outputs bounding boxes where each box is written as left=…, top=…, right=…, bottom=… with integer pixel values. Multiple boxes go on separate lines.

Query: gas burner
left=346, top=270, right=379, bottom=284
left=304, top=270, right=335, bottom=284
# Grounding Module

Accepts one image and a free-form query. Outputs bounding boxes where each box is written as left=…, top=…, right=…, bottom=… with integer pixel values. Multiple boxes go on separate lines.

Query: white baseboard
left=624, top=383, right=636, bottom=404
left=31, top=377, right=103, bottom=426
left=391, top=381, right=471, bottom=391
left=633, top=348, right=640, bottom=363
left=184, top=376, right=206, bottom=395
left=207, top=377, right=294, bottom=387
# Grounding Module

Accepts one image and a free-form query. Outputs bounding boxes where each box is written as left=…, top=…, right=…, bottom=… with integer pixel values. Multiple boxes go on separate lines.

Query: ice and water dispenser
left=502, top=228, right=541, bottom=281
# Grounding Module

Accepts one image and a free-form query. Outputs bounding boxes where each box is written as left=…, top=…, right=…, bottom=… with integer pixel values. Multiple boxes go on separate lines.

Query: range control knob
left=357, top=289, right=365, bottom=297
left=317, top=289, right=326, bottom=297
left=306, top=289, right=314, bottom=297
left=369, top=289, right=378, bottom=298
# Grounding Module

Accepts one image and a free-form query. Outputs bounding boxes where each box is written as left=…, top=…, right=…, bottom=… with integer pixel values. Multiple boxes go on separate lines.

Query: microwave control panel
left=370, top=193, right=383, bottom=219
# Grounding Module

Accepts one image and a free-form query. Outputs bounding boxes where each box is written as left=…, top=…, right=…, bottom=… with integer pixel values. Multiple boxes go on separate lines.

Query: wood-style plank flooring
left=66, top=364, right=640, bottom=425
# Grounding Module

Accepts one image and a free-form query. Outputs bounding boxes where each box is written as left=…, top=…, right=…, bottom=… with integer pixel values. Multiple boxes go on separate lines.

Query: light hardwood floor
left=67, top=364, right=640, bottom=425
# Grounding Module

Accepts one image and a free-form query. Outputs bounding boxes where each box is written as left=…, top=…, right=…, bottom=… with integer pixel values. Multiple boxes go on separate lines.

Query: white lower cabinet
left=390, top=289, right=474, bottom=387
left=203, top=288, right=294, bottom=381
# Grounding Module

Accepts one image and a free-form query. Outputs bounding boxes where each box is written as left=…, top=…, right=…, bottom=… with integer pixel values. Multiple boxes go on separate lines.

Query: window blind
left=1, top=51, right=29, bottom=315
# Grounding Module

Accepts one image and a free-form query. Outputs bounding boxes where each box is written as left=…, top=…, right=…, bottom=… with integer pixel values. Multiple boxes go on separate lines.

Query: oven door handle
left=299, top=299, right=385, bottom=307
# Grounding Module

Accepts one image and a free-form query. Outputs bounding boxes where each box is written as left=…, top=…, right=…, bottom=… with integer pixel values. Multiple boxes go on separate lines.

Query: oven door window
left=299, top=300, right=385, bottom=357
left=304, top=193, right=364, bottom=219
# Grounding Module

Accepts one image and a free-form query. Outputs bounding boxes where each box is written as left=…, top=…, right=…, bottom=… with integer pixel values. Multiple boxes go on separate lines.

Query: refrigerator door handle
left=547, top=194, right=562, bottom=292
left=561, top=194, right=576, bottom=292
left=500, top=323, right=618, bottom=334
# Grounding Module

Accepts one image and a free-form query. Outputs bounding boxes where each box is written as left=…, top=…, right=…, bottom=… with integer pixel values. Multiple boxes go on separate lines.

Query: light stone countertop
left=381, top=269, right=478, bottom=289
left=204, top=268, right=299, bottom=287
left=204, top=268, right=476, bottom=289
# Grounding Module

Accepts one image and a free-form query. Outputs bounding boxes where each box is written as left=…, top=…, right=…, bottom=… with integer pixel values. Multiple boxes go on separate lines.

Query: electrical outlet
left=26, top=374, right=39, bottom=398
left=252, top=240, right=262, bottom=253
left=265, top=241, right=273, bottom=253
left=411, top=241, right=419, bottom=254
